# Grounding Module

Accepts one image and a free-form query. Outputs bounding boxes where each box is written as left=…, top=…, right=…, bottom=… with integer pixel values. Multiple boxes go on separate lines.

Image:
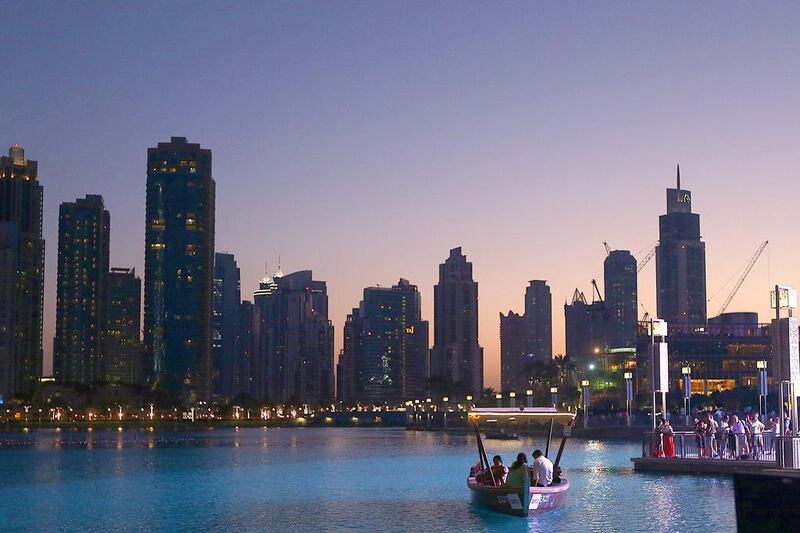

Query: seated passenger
left=505, top=453, right=529, bottom=488
left=531, top=449, right=553, bottom=487
left=475, top=455, right=508, bottom=485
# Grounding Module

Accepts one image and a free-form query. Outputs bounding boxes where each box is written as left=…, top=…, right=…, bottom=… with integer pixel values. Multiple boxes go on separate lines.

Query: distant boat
left=467, top=407, right=575, bottom=517
left=483, top=428, right=519, bottom=440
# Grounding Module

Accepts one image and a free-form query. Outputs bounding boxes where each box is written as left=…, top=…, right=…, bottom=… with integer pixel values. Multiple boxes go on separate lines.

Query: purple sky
left=5, top=2, right=800, bottom=387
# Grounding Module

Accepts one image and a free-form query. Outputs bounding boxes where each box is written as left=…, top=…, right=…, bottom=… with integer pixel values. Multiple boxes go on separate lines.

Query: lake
left=0, top=427, right=735, bottom=532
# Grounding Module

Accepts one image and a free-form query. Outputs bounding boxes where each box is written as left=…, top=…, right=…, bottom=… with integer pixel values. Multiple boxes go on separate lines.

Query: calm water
left=0, top=427, right=734, bottom=532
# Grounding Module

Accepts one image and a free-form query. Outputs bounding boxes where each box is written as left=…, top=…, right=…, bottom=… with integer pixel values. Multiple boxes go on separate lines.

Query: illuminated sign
left=771, top=286, right=797, bottom=310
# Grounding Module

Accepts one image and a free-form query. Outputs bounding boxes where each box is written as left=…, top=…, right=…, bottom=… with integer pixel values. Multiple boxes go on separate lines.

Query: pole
left=651, top=318, right=656, bottom=430
left=545, top=418, right=554, bottom=458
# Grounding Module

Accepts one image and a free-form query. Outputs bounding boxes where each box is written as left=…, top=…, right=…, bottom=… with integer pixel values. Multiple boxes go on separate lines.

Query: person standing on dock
left=705, top=412, right=719, bottom=459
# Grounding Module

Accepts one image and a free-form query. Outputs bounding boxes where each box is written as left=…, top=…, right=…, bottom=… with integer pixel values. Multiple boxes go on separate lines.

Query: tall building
left=499, top=310, right=526, bottom=392
left=564, top=289, right=609, bottom=373
left=524, top=280, right=552, bottom=361
left=0, top=145, right=44, bottom=398
left=338, top=279, right=429, bottom=403
left=430, top=247, right=483, bottom=396
left=144, top=137, right=215, bottom=400
left=236, top=300, right=259, bottom=397
left=54, top=195, right=110, bottom=386
left=604, top=250, right=638, bottom=348
left=500, top=280, right=553, bottom=392
left=656, top=166, right=707, bottom=329
left=253, top=269, right=279, bottom=400
left=212, top=252, right=240, bottom=398
left=0, top=222, right=19, bottom=401
left=102, top=268, right=142, bottom=385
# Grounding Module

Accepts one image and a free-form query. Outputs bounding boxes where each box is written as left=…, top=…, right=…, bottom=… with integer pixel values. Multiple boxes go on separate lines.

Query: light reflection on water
left=0, top=428, right=734, bottom=532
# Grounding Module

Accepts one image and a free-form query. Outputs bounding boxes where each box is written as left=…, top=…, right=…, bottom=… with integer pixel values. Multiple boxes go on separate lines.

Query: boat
left=467, top=407, right=576, bottom=517
left=483, top=428, right=519, bottom=440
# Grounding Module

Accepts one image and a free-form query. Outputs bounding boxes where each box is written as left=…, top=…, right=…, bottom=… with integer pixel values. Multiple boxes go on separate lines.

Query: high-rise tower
left=431, top=247, right=483, bottom=396
left=524, top=280, right=552, bottom=361
left=212, top=252, right=241, bottom=398
left=656, top=165, right=707, bottom=329
left=144, top=137, right=215, bottom=400
left=54, top=195, right=110, bottom=386
left=0, top=145, right=44, bottom=398
left=338, top=279, right=429, bottom=403
left=102, top=268, right=142, bottom=385
left=604, top=250, right=638, bottom=347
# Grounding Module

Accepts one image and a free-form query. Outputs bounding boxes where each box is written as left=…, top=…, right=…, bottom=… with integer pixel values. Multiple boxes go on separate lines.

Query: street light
left=682, top=367, right=692, bottom=426
left=526, top=389, right=534, bottom=408
left=581, top=380, right=590, bottom=429
left=550, top=387, right=558, bottom=407
left=757, top=360, right=768, bottom=419
left=624, top=372, right=633, bottom=426
left=509, top=391, right=516, bottom=408
left=495, top=393, right=503, bottom=407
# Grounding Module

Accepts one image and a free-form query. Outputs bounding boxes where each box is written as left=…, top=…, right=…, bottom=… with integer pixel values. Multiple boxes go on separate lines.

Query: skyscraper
left=144, top=137, right=215, bottom=400
left=656, top=166, right=707, bottom=329
left=524, top=280, right=552, bottom=361
left=0, top=145, right=44, bottom=398
left=431, top=247, right=483, bottom=396
left=212, top=252, right=240, bottom=398
left=564, top=289, right=609, bottom=372
left=604, top=250, right=638, bottom=348
left=500, top=280, right=553, bottom=392
left=236, top=300, right=259, bottom=397
left=253, top=269, right=279, bottom=400
left=338, top=279, right=429, bottom=403
left=102, top=268, right=142, bottom=385
left=259, top=270, right=334, bottom=405
left=0, top=222, right=19, bottom=401
left=54, top=195, right=110, bottom=386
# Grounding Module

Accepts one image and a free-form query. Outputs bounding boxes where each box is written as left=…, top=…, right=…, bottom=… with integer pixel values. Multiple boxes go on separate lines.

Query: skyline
left=5, top=3, right=800, bottom=388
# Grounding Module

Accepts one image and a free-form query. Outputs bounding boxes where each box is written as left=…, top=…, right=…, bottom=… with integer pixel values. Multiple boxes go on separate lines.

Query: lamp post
left=550, top=387, right=558, bottom=407
left=526, top=389, right=534, bottom=408
left=509, top=391, right=516, bottom=408
left=442, top=397, right=449, bottom=428
left=496, top=393, right=503, bottom=408
left=581, top=380, right=590, bottom=429
left=757, top=360, right=768, bottom=420
left=682, top=367, right=692, bottom=427
left=624, top=372, right=633, bottom=427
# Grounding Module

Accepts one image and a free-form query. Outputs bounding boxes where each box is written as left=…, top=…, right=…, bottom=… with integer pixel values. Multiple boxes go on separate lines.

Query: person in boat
left=530, top=449, right=553, bottom=487
left=505, top=453, right=529, bottom=488
left=475, top=455, right=508, bottom=485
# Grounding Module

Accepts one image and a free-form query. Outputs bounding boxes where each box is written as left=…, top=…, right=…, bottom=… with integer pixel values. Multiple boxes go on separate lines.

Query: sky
left=4, top=1, right=800, bottom=388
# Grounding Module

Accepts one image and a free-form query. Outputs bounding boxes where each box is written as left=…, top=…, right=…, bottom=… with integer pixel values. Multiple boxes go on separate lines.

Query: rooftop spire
left=677, top=163, right=681, bottom=190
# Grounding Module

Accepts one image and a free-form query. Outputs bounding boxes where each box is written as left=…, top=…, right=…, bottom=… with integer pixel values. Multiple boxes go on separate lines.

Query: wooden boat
left=467, top=407, right=576, bottom=517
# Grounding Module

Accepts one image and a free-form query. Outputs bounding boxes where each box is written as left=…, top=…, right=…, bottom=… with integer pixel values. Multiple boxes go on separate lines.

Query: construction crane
left=603, top=241, right=612, bottom=256
left=636, top=246, right=657, bottom=273
left=591, top=279, right=603, bottom=302
left=716, top=240, right=769, bottom=316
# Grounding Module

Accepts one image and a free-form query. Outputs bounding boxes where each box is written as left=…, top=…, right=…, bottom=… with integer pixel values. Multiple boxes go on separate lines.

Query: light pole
left=624, top=372, right=634, bottom=427
left=581, top=380, right=590, bottom=429
left=526, top=389, right=534, bottom=408
left=509, top=391, right=516, bottom=408
left=496, top=393, right=503, bottom=408
left=550, top=387, right=558, bottom=408
left=682, top=367, right=692, bottom=426
left=757, top=360, right=768, bottom=420
left=442, top=397, right=449, bottom=428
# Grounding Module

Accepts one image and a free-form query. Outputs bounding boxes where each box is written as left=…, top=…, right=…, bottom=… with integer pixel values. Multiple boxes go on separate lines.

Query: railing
left=642, top=431, right=779, bottom=462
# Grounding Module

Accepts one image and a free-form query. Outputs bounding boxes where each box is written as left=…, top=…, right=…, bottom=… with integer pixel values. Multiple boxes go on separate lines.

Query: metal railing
left=642, top=431, right=779, bottom=462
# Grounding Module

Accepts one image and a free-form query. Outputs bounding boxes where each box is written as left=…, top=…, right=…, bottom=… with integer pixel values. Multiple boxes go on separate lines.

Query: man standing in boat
left=531, top=449, right=553, bottom=487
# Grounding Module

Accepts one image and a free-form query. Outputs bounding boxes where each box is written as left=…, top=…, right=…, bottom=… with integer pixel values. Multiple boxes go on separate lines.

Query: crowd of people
left=652, top=411, right=784, bottom=460
left=472, top=449, right=556, bottom=487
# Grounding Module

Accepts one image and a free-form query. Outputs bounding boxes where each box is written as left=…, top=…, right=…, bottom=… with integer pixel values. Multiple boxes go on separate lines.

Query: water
left=0, top=427, right=735, bottom=532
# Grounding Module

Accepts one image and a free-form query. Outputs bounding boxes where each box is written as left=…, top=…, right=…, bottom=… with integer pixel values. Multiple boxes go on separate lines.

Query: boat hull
left=467, top=477, right=569, bottom=517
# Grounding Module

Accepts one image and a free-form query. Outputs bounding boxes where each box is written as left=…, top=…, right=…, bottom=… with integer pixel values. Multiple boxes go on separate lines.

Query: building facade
left=0, top=222, right=18, bottom=401
left=431, top=247, right=484, bottom=396
left=564, top=288, right=609, bottom=374
left=54, top=195, right=110, bottom=386
left=604, top=250, right=638, bottom=348
left=524, top=280, right=552, bottom=361
left=499, top=310, right=526, bottom=392
left=656, top=166, right=707, bottom=329
left=212, top=252, right=240, bottom=398
left=102, top=268, right=142, bottom=385
left=338, top=279, right=429, bottom=403
left=236, top=300, right=259, bottom=397
left=144, top=137, right=215, bottom=400
left=0, top=145, right=44, bottom=398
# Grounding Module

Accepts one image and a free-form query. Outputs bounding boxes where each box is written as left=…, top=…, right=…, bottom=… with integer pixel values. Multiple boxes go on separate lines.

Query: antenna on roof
left=677, top=163, right=681, bottom=190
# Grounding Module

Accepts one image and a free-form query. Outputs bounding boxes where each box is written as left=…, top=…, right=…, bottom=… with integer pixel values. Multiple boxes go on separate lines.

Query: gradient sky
left=4, top=2, right=800, bottom=387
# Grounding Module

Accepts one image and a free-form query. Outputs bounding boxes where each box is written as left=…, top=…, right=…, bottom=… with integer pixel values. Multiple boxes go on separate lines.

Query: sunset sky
left=5, top=2, right=800, bottom=387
